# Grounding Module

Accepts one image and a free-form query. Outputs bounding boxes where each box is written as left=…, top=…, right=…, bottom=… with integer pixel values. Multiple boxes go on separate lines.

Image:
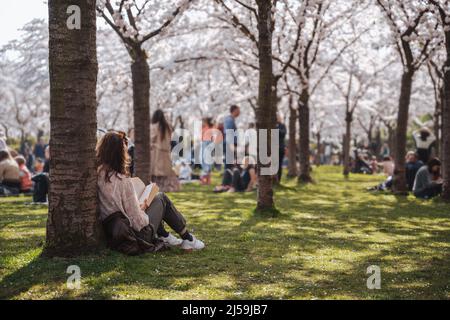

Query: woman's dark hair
left=15, top=156, right=26, bottom=166
left=383, top=156, right=391, bottom=162
left=427, top=157, right=441, bottom=172
left=420, top=129, right=430, bottom=141
left=0, top=150, right=12, bottom=162
left=203, top=117, right=214, bottom=128
left=152, top=109, right=171, bottom=140
left=230, top=105, right=239, bottom=113
left=96, top=131, right=130, bottom=182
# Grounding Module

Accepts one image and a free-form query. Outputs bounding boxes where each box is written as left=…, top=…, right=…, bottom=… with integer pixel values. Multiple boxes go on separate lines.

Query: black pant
left=0, top=181, right=21, bottom=195
left=415, top=184, right=442, bottom=199
left=223, top=168, right=248, bottom=192
left=32, top=173, right=49, bottom=202
left=145, top=192, right=187, bottom=237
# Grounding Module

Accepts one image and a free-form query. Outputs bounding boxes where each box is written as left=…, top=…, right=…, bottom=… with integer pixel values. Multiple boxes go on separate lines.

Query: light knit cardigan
left=97, top=169, right=149, bottom=232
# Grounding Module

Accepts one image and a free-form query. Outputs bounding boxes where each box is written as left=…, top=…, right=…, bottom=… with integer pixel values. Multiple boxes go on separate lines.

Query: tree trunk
left=298, top=89, right=313, bottom=183
left=435, top=87, right=443, bottom=159
left=287, top=104, right=298, bottom=177
left=131, top=49, right=151, bottom=184
left=375, top=128, right=382, bottom=156
left=315, top=132, right=321, bottom=166
left=343, top=113, right=352, bottom=177
left=393, top=71, right=414, bottom=195
left=45, top=0, right=102, bottom=256
left=255, top=0, right=275, bottom=211
left=442, top=32, right=450, bottom=201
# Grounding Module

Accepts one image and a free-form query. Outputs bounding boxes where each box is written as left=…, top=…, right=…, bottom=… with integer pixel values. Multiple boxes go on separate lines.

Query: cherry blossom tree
left=0, top=19, right=49, bottom=140
left=97, top=0, right=194, bottom=183
left=427, top=0, right=450, bottom=200
left=376, top=0, right=442, bottom=194
left=45, top=0, right=101, bottom=256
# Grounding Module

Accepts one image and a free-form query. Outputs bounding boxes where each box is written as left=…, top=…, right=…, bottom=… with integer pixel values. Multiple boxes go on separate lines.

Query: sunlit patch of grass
left=0, top=166, right=449, bottom=299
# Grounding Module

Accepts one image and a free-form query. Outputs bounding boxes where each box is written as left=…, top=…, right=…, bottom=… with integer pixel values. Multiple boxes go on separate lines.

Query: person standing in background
left=413, top=127, right=436, bottom=164
left=201, top=117, right=214, bottom=185
left=33, top=137, right=47, bottom=160
left=222, top=105, right=240, bottom=185
left=150, top=110, right=180, bottom=192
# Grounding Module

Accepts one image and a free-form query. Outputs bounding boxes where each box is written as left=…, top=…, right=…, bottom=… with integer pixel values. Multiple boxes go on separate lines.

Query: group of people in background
left=4, top=111, right=442, bottom=202
left=367, top=127, right=443, bottom=199
left=153, top=105, right=286, bottom=194
left=0, top=132, right=50, bottom=202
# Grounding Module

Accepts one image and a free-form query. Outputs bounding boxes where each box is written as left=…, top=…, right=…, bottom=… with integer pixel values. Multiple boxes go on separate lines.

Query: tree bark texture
left=131, top=48, right=151, bottom=184
left=393, top=70, right=414, bottom=194
left=46, top=0, right=102, bottom=256
left=255, top=0, right=275, bottom=211
left=298, top=88, right=312, bottom=183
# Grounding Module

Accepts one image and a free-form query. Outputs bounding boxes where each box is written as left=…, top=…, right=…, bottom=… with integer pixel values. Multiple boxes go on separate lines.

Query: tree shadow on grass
left=1, top=168, right=449, bottom=299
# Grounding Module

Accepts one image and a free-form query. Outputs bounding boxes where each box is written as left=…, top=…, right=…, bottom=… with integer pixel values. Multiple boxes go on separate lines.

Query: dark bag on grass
left=102, top=212, right=168, bottom=256
left=31, top=173, right=49, bottom=203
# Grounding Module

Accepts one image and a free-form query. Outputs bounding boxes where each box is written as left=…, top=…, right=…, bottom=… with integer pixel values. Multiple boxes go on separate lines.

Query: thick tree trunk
left=393, top=71, right=414, bottom=195
left=343, top=113, right=352, bottom=177
left=255, top=0, right=275, bottom=211
left=45, top=0, right=102, bottom=256
left=287, top=105, right=298, bottom=177
left=131, top=49, right=151, bottom=184
left=442, top=34, right=450, bottom=201
left=298, top=89, right=313, bottom=183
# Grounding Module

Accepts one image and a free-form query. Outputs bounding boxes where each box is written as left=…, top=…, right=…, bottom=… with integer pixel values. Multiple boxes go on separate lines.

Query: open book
left=131, top=177, right=160, bottom=209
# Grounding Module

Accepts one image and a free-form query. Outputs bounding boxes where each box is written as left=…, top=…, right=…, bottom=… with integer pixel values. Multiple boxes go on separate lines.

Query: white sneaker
left=160, top=233, right=183, bottom=247
left=181, top=235, right=205, bottom=251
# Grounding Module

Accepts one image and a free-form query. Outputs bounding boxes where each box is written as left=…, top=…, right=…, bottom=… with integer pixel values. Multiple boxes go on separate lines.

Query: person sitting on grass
left=381, top=156, right=394, bottom=177
left=15, top=155, right=33, bottom=193
left=0, top=150, right=21, bottom=195
left=214, top=156, right=257, bottom=193
left=178, top=161, right=193, bottom=181
left=368, top=151, right=420, bottom=193
left=353, top=153, right=373, bottom=174
left=413, top=157, right=443, bottom=200
left=405, top=151, right=423, bottom=192
left=97, top=131, right=205, bottom=253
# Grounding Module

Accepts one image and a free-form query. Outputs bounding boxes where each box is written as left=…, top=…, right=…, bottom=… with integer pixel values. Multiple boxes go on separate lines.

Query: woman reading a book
left=97, top=131, right=205, bottom=252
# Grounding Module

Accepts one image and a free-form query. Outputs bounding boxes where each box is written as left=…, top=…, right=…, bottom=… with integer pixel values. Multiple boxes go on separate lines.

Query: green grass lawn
left=0, top=166, right=449, bottom=300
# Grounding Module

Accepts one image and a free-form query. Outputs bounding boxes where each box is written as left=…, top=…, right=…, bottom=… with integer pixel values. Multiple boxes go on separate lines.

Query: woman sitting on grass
left=96, top=131, right=205, bottom=253
left=413, top=157, right=443, bottom=199
left=0, top=150, right=21, bottom=195
left=15, top=155, right=33, bottom=193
